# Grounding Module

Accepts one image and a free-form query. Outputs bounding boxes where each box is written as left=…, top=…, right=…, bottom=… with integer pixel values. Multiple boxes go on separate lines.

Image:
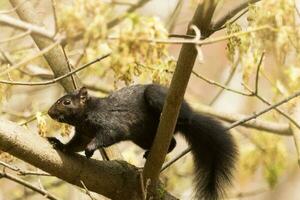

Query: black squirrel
left=47, top=84, right=237, bottom=199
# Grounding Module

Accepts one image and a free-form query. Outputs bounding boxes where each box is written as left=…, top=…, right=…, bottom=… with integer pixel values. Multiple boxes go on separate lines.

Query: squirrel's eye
left=63, top=99, right=71, bottom=106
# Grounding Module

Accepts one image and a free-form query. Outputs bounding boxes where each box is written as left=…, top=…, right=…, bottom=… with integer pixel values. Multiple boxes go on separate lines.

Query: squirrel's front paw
left=84, top=147, right=95, bottom=158
left=85, top=139, right=98, bottom=158
left=143, top=150, right=150, bottom=159
left=47, top=137, right=65, bottom=151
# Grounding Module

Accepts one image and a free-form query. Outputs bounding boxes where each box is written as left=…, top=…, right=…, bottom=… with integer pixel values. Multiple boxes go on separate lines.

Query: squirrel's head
left=48, top=87, right=89, bottom=124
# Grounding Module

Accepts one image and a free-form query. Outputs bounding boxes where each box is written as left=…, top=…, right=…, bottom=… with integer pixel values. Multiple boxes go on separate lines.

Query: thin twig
left=62, top=46, right=77, bottom=89
left=211, top=0, right=262, bottom=31
left=226, top=188, right=268, bottom=199
left=295, top=4, right=300, bottom=17
left=74, top=38, right=92, bottom=67
left=242, top=52, right=300, bottom=165
left=0, top=53, right=110, bottom=85
left=165, top=0, right=184, bottom=32
left=209, top=59, right=239, bottom=105
left=138, top=172, right=147, bottom=200
left=0, top=30, right=31, bottom=44
left=80, top=180, right=96, bottom=200
left=12, top=180, right=66, bottom=200
left=0, top=160, right=51, bottom=176
left=0, top=14, right=55, bottom=40
left=0, top=48, right=14, bottom=65
left=0, top=39, right=62, bottom=77
left=192, top=70, right=252, bottom=96
left=137, top=62, right=252, bottom=97
left=229, top=92, right=300, bottom=131
left=0, top=0, right=28, bottom=14
left=108, top=1, right=136, bottom=6
left=168, top=34, right=196, bottom=39
left=1, top=61, right=112, bottom=94
left=241, top=132, right=267, bottom=153
left=14, top=180, right=64, bottom=200
left=251, top=89, right=300, bottom=165
left=0, top=171, right=60, bottom=200
left=107, top=0, right=151, bottom=28
left=51, top=0, right=58, bottom=33
left=243, top=85, right=300, bottom=166
left=193, top=103, right=292, bottom=136
left=107, top=25, right=274, bottom=46
left=19, top=111, right=47, bottom=126
left=218, top=8, right=249, bottom=31
left=253, top=52, right=265, bottom=94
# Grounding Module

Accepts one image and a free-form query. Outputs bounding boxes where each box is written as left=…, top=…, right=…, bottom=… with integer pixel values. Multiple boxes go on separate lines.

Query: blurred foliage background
left=1, top=0, right=300, bottom=199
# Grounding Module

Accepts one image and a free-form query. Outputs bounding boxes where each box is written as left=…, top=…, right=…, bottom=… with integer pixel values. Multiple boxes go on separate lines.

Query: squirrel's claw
left=84, top=148, right=94, bottom=158
left=47, top=137, right=65, bottom=151
left=143, top=150, right=150, bottom=159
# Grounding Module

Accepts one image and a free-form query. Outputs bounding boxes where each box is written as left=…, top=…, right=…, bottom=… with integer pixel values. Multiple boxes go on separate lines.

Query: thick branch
left=0, top=119, right=141, bottom=200
left=142, top=0, right=219, bottom=196
left=142, top=0, right=268, bottom=196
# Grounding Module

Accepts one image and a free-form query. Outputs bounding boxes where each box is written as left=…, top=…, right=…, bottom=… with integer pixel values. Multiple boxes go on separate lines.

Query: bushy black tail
left=144, top=84, right=237, bottom=199
left=178, top=112, right=237, bottom=200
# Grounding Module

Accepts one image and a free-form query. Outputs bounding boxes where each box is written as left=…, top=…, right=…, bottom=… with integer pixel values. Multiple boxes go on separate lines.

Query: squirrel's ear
left=79, top=87, right=88, bottom=104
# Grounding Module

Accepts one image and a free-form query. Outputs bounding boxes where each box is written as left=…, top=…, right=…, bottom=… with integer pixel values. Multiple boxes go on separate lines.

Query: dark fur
left=48, top=84, right=237, bottom=199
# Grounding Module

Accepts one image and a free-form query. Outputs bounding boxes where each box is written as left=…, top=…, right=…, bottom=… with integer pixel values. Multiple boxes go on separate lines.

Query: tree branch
left=0, top=54, right=110, bottom=85
left=0, top=119, right=141, bottom=200
left=107, top=25, right=272, bottom=45
left=0, top=14, right=55, bottom=40
left=0, top=0, right=27, bottom=14
left=0, top=39, right=61, bottom=77
left=142, top=0, right=220, bottom=197
left=0, top=160, right=50, bottom=176
left=0, top=171, right=59, bottom=200
left=107, top=0, right=151, bottom=29
left=9, top=0, right=78, bottom=92
left=0, top=30, right=30, bottom=44
left=210, top=0, right=263, bottom=31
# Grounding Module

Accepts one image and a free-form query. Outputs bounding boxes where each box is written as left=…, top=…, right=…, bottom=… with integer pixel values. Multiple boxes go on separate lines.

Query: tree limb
left=142, top=0, right=220, bottom=197
left=0, top=30, right=30, bottom=44
left=0, top=119, right=141, bottom=200
left=9, top=0, right=78, bottom=92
